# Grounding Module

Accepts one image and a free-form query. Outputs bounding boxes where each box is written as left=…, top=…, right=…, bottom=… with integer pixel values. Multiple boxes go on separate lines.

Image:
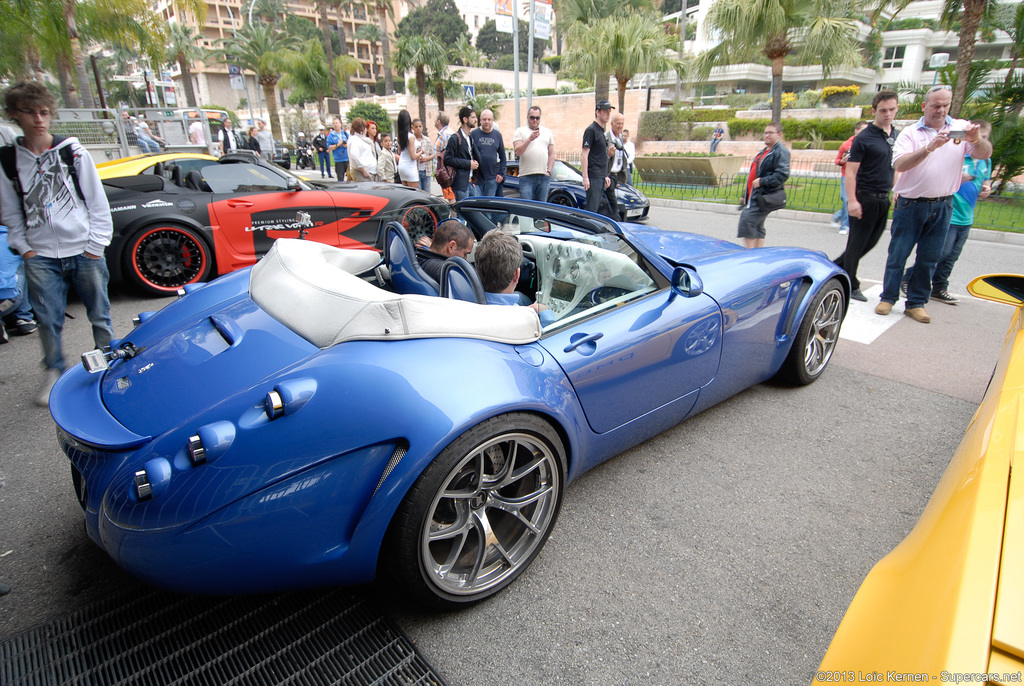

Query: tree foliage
left=564, top=12, right=682, bottom=113
left=475, top=19, right=548, bottom=66
left=396, top=0, right=469, bottom=45
left=697, top=0, right=863, bottom=124
left=348, top=100, right=391, bottom=134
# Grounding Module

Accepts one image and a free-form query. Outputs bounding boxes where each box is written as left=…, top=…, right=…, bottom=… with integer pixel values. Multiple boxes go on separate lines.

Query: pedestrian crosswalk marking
left=839, top=284, right=902, bottom=344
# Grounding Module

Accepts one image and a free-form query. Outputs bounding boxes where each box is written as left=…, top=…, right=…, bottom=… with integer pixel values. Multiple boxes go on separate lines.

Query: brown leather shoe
left=875, top=301, right=893, bottom=315
left=905, top=307, right=931, bottom=323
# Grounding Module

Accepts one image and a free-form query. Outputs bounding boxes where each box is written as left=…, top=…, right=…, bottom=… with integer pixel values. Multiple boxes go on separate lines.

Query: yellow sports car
left=96, top=152, right=217, bottom=180
left=816, top=274, right=1024, bottom=681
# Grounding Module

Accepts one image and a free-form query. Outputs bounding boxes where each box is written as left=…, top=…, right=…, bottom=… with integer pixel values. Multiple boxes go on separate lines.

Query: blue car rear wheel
left=384, top=413, right=566, bottom=607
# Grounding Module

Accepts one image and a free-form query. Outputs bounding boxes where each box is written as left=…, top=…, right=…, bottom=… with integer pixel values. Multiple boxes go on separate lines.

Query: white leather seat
left=250, top=239, right=541, bottom=349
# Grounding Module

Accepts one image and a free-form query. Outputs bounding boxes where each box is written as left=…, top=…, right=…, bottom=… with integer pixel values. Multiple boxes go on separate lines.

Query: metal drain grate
left=1, top=587, right=448, bottom=686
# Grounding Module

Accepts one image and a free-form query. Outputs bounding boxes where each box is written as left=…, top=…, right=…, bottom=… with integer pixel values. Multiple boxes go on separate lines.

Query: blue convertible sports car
left=51, top=198, right=848, bottom=606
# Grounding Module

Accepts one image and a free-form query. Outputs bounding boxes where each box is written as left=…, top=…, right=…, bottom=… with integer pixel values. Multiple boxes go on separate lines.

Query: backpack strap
left=53, top=135, right=85, bottom=203
left=0, top=143, right=25, bottom=219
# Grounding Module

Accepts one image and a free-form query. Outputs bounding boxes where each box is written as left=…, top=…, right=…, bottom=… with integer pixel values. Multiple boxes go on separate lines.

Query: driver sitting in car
left=414, top=219, right=474, bottom=282
left=476, top=229, right=555, bottom=325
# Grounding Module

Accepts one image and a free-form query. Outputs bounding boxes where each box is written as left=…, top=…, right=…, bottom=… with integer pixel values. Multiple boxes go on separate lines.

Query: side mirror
left=671, top=266, right=703, bottom=298
left=287, top=177, right=300, bottom=191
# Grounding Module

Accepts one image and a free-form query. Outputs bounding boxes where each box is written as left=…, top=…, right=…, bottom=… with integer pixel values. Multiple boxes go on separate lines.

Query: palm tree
left=565, top=13, right=681, bottom=113
left=331, top=0, right=358, bottom=98
left=697, top=0, right=862, bottom=124
left=941, top=0, right=996, bottom=117
left=374, top=0, right=395, bottom=94
left=394, top=35, right=446, bottom=123
left=428, top=64, right=464, bottom=113
left=997, top=2, right=1024, bottom=90
left=282, top=39, right=331, bottom=118
left=211, top=21, right=301, bottom=141
left=314, top=0, right=339, bottom=98
left=556, top=0, right=656, bottom=103
left=355, top=21, right=381, bottom=85
left=168, top=22, right=205, bottom=108
left=453, top=35, right=487, bottom=68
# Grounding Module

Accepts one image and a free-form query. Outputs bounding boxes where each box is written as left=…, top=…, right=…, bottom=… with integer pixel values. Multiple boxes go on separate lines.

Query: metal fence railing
left=528, top=149, right=1024, bottom=233
left=626, top=169, right=1024, bottom=234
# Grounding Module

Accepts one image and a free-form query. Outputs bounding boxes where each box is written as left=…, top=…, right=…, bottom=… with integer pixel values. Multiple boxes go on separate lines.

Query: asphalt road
left=1, top=202, right=1021, bottom=685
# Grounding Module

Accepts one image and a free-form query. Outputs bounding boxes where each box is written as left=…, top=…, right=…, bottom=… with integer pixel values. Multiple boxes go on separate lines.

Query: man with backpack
left=0, top=81, right=114, bottom=406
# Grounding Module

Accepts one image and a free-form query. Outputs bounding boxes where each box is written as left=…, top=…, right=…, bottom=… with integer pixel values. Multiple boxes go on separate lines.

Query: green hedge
left=727, top=117, right=864, bottom=140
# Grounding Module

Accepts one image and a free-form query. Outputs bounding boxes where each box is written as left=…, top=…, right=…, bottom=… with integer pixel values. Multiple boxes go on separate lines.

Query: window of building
left=882, top=46, right=905, bottom=70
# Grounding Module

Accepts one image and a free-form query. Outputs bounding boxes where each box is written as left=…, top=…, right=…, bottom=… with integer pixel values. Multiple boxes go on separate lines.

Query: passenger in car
left=413, top=219, right=474, bottom=282
left=475, top=229, right=554, bottom=324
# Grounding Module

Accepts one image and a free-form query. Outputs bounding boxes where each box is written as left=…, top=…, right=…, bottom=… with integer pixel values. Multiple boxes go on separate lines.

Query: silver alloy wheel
left=803, top=288, right=844, bottom=377
left=419, top=431, right=561, bottom=597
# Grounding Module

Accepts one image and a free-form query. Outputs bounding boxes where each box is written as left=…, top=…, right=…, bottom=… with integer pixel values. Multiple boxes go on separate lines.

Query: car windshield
left=200, top=162, right=308, bottom=193
left=459, top=206, right=659, bottom=330
left=551, top=160, right=583, bottom=184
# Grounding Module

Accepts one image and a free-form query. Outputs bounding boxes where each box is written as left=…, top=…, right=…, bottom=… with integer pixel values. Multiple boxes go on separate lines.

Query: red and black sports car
left=102, top=152, right=448, bottom=294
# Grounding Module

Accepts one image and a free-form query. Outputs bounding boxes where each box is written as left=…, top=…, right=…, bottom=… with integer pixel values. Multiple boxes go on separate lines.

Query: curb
left=647, top=197, right=1024, bottom=247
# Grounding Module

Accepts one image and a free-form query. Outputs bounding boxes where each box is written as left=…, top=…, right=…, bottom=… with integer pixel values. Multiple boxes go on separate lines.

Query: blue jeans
left=1, top=262, right=34, bottom=322
left=832, top=181, right=849, bottom=232
left=519, top=174, right=550, bottom=202
left=710, top=138, right=721, bottom=153
left=137, top=135, right=160, bottom=153
left=454, top=184, right=480, bottom=202
left=319, top=152, right=332, bottom=177
left=419, top=170, right=431, bottom=192
left=880, top=197, right=952, bottom=308
left=903, top=222, right=970, bottom=293
left=477, top=178, right=499, bottom=197
left=24, top=254, right=113, bottom=372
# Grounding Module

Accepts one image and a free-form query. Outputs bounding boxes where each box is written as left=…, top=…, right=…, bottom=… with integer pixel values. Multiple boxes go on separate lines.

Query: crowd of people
left=0, top=76, right=1001, bottom=414
left=745, top=84, right=993, bottom=324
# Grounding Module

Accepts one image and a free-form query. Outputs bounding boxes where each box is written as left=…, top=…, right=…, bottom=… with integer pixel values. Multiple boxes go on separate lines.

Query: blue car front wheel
left=384, top=413, right=566, bottom=607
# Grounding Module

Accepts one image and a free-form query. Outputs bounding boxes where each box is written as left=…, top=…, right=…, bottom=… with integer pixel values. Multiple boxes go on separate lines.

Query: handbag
left=434, top=147, right=455, bottom=189
left=757, top=188, right=787, bottom=212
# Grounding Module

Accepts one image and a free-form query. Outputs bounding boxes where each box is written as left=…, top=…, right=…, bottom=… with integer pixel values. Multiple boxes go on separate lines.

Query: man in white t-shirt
left=512, top=106, right=554, bottom=202
left=255, top=119, right=275, bottom=157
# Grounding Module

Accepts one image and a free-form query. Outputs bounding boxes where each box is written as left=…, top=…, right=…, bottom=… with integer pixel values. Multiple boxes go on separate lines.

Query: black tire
left=383, top=413, right=566, bottom=607
left=549, top=193, right=576, bottom=208
left=776, top=278, right=845, bottom=385
left=125, top=223, right=213, bottom=296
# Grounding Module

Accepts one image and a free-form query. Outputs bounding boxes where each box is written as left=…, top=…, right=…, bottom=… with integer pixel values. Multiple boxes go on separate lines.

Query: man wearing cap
left=313, top=124, right=331, bottom=178
left=581, top=100, right=618, bottom=220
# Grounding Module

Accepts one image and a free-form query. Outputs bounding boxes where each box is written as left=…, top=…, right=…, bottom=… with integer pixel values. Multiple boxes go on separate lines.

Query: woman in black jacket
left=738, top=123, right=790, bottom=249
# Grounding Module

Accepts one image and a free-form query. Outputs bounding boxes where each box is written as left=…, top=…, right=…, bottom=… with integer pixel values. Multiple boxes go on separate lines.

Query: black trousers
left=834, top=193, right=890, bottom=291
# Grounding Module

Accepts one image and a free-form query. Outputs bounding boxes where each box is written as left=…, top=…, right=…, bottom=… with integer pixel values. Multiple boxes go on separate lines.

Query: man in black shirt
left=581, top=99, right=617, bottom=219
left=414, top=219, right=475, bottom=282
left=834, top=90, right=899, bottom=301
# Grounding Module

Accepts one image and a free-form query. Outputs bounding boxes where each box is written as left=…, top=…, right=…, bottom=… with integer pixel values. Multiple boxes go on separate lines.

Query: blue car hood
left=101, top=296, right=314, bottom=437
left=625, top=228, right=742, bottom=265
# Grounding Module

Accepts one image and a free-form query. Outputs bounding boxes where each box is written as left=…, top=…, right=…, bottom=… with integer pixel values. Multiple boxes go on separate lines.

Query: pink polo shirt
left=891, top=116, right=974, bottom=199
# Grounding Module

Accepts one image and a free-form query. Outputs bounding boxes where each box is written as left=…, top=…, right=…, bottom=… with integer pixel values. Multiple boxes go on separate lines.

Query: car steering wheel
left=588, top=286, right=632, bottom=306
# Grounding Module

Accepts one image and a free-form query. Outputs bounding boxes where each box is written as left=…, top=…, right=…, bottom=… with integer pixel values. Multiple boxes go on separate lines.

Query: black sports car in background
left=502, top=160, right=650, bottom=222
left=102, top=152, right=447, bottom=294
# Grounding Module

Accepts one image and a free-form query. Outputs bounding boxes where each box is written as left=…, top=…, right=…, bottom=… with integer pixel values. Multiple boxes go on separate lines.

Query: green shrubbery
left=727, top=117, right=863, bottom=140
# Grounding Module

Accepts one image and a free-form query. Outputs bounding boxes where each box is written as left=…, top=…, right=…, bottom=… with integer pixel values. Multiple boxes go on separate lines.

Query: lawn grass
left=634, top=174, right=1024, bottom=233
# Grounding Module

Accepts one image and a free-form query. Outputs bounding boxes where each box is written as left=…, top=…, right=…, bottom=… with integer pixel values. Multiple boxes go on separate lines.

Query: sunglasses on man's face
left=528, top=116, right=540, bottom=120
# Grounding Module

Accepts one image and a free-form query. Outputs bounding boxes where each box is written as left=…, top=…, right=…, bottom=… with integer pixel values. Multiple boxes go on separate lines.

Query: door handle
left=563, top=332, right=604, bottom=353
left=227, top=200, right=254, bottom=208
